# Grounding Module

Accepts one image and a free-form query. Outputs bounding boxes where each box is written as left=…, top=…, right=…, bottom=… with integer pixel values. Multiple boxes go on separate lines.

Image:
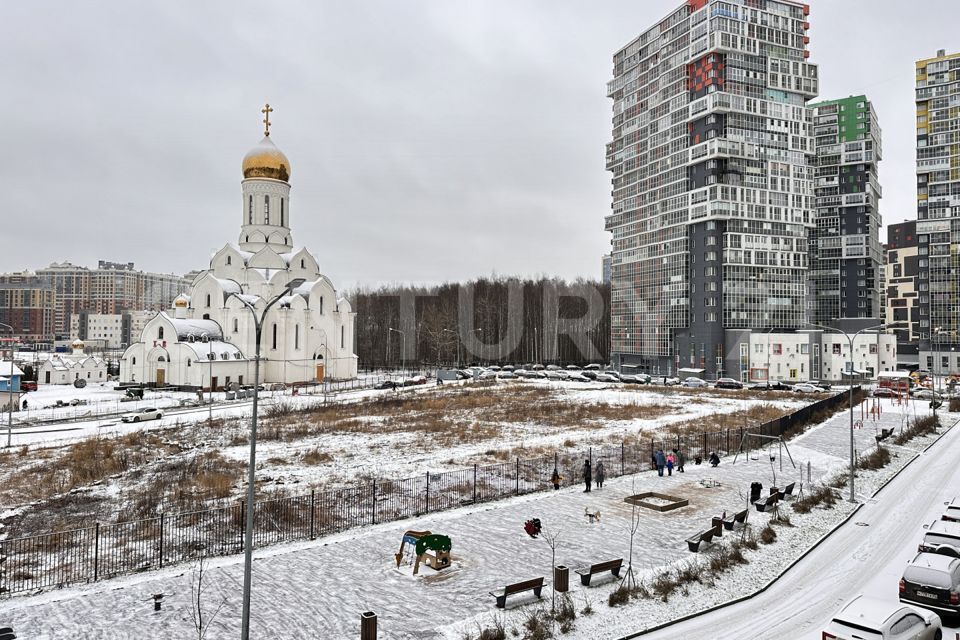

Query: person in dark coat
left=594, top=460, right=605, bottom=489
left=709, top=451, right=721, bottom=467
left=654, top=449, right=666, bottom=477
left=674, top=448, right=685, bottom=473
left=582, top=459, right=592, bottom=492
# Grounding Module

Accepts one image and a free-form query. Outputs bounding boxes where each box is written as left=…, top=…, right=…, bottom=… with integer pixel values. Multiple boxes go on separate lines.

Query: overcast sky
left=3, top=0, right=957, bottom=288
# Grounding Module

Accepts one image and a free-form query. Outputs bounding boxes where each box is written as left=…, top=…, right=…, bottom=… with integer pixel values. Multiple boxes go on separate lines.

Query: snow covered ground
left=0, top=393, right=948, bottom=639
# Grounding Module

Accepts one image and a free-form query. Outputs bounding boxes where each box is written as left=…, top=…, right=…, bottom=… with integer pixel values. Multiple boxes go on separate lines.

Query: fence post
left=372, top=480, right=377, bottom=525
left=159, top=513, right=164, bottom=569
left=676, top=434, right=680, bottom=451
left=515, top=458, right=520, bottom=495
left=725, top=429, right=729, bottom=454
left=621, top=442, right=625, bottom=476
left=239, top=500, right=246, bottom=551
left=473, top=464, right=478, bottom=504
left=702, top=432, right=706, bottom=457
left=425, top=472, right=430, bottom=513
left=310, top=490, right=316, bottom=540
left=589, top=447, right=592, bottom=465
left=94, top=522, right=100, bottom=582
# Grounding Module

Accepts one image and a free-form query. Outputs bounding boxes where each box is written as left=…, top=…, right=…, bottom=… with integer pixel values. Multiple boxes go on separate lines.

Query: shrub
left=759, top=525, right=777, bottom=544
left=893, top=414, right=940, bottom=445
left=793, top=485, right=840, bottom=514
left=652, top=571, right=679, bottom=602
left=676, top=561, right=705, bottom=585
left=950, top=398, right=960, bottom=413
left=522, top=608, right=553, bottom=640
left=857, top=445, right=891, bottom=470
left=608, top=586, right=631, bottom=607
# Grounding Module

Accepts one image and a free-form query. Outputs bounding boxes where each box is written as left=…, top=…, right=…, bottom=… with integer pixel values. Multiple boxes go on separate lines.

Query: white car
left=793, top=383, right=826, bottom=393
left=943, top=497, right=960, bottom=523
left=682, top=377, right=708, bottom=388
left=595, top=373, right=619, bottom=383
left=121, top=407, right=163, bottom=423
left=913, top=389, right=944, bottom=400
left=822, top=594, right=941, bottom=640
left=566, top=372, right=590, bottom=382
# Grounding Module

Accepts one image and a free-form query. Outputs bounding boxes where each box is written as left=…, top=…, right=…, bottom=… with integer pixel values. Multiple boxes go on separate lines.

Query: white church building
left=120, top=107, right=358, bottom=389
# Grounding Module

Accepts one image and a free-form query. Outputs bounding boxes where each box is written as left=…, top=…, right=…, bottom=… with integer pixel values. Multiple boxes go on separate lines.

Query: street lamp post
left=803, top=321, right=898, bottom=503
left=1, top=322, right=13, bottom=448
left=388, top=327, right=405, bottom=375
left=201, top=332, right=214, bottom=423
left=229, top=278, right=305, bottom=640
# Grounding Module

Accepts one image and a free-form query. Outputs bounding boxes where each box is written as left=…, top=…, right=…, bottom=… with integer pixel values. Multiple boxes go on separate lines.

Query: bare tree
left=191, top=554, right=227, bottom=640
left=621, top=478, right=641, bottom=591
left=540, top=524, right=563, bottom=613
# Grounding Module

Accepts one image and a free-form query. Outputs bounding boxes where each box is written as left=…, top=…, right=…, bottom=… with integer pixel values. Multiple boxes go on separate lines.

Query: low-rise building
left=37, top=340, right=108, bottom=385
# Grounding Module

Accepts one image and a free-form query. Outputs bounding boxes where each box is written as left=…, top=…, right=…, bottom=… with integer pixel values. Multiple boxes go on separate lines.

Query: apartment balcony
left=918, top=157, right=950, bottom=172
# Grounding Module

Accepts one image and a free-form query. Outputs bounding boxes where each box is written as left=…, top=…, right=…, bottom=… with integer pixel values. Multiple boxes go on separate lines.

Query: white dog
left=584, top=507, right=601, bottom=524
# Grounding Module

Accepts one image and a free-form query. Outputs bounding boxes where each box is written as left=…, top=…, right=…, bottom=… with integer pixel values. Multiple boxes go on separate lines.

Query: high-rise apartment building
left=809, top=95, right=883, bottom=323
left=916, top=49, right=960, bottom=374
left=0, top=274, right=56, bottom=343
left=885, top=221, right=921, bottom=368
left=606, top=0, right=817, bottom=378
left=33, top=261, right=189, bottom=338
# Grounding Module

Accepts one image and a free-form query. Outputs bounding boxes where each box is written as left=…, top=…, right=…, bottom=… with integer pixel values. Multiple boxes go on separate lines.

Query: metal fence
left=0, top=388, right=853, bottom=596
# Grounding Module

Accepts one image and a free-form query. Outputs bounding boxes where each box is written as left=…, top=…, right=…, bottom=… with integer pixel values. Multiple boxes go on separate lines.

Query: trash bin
left=554, top=565, right=569, bottom=593
left=711, top=517, right=723, bottom=536
left=360, top=611, right=377, bottom=640
left=750, top=482, right=762, bottom=503
left=225, top=391, right=235, bottom=400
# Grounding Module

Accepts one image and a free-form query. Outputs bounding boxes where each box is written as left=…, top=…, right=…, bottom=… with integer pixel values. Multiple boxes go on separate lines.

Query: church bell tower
left=238, top=103, right=293, bottom=252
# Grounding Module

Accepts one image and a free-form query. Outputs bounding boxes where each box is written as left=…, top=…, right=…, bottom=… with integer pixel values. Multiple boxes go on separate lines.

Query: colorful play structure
left=394, top=530, right=452, bottom=575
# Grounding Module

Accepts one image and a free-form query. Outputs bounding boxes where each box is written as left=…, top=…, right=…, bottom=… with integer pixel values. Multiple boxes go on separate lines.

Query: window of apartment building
left=800, top=343, right=809, bottom=354
left=869, top=344, right=877, bottom=354
left=833, top=344, right=842, bottom=355
left=772, top=343, right=782, bottom=355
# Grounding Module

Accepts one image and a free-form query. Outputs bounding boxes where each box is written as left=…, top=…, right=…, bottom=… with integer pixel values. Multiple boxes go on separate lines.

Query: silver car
left=822, top=594, right=941, bottom=640
left=682, top=377, right=708, bottom=388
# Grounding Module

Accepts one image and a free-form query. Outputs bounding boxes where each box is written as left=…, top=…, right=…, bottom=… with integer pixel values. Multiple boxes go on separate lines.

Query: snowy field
left=1, top=392, right=951, bottom=639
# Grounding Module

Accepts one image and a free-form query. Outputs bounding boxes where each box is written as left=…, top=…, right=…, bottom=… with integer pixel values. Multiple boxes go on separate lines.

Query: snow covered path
left=639, top=415, right=960, bottom=640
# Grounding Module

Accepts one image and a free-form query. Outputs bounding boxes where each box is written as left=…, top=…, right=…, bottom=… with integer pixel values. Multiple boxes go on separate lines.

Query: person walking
left=594, top=460, right=605, bottom=489
left=666, top=451, right=675, bottom=476
left=550, top=467, right=562, bottom=491
left=582, top=459, right=592, bottom=492
left=655, top=449, right=666, bottom=477
left=675, top=448, right=685, bottom=473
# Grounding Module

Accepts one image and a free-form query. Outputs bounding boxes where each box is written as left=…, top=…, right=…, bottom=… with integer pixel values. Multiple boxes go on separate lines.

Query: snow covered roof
left=184, top=340, right=245, bottom=360
left=213, top=277, right=242, bottom=294
left=835, top=595, right=899, bottom=626
left=166, top=316, right=223, bottom=340
left=0, top=361, right=25, bottom=376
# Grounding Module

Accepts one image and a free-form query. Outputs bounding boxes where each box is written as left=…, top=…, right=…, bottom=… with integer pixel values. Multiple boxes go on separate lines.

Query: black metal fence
left=0, top=388, right=853, bottom=596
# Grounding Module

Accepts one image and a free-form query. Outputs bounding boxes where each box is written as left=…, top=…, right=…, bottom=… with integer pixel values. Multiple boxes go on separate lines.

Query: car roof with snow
left=833, top=595, right=901, bottom=625
left=927, top=519, right=960, bottom=536
left=908, top=551, right=960, bottom=572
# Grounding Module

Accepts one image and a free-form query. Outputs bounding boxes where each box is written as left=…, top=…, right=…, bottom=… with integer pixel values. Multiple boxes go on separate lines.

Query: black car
left=751, top=381, right=793, bottom=392
left=715, top=378, right=743, bottom=390
left=375, top=380, right=398, bottom=390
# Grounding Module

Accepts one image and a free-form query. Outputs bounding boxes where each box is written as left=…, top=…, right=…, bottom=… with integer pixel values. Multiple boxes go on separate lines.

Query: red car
left=20, top=381, right=37, bottom=392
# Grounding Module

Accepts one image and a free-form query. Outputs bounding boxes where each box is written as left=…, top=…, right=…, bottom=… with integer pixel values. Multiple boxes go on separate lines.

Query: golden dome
left=242, top=136, right=291, bottom=182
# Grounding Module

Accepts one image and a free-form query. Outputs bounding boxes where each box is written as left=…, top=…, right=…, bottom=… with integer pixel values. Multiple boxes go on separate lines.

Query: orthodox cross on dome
left=261, top=103, right=273, bottom=137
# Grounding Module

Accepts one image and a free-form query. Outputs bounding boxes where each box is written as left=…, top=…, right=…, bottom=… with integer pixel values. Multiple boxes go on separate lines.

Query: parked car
left=20, top=380, right=38, bottom=392
left=375, top=380, right=398, bottom=390
left=715, top=378, right=743, bottom=390
left=661, top=376, right=681, bottom=386
left=618, top=374, right=640, bottom=384
left=496, top=371, right=517, bottom=379
left=943, top=497, right=960, bottom=523
left=565, top=364, right=582, bottom=371
left=581, top=370, right=599, bottom=380
left=584, top=363, right=601, bottom=371
left=793, top=383, right=827, bottom=393
left=478, top=370, right=498, bottom=380
left=752, top=381, right=794, bottom=392
left=544, top=370, right=564, bottom=380
left=900, top=552, right=960, bottom=620
left=823, top=595, right=941, bottom=640
left=682, top=377, right=708, bottom=388
left=873, top=387, right=897, bottom=398
left=595, top=373, right=619, bottom=383
left=919, top=520, right=960, bottom=556
left=566, top=372, right=589, bottom=382
left=121, top=407, right=163, bottom=423
left=914, top=389, right=944, bottom=400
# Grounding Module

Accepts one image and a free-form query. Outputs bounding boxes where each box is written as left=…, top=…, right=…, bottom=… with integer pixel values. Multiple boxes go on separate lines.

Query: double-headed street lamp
left=229, top=278, right=305, bottom=640
left=802, top=321, right=900, bottom=503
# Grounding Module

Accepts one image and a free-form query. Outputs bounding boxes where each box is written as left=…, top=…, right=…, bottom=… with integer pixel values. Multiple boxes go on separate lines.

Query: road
left=636, top=421, right=960, bottom=640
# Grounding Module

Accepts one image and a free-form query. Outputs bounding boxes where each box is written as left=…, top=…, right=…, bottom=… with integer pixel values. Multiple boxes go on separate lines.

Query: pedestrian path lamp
left=802, top=322, right=900, bottom=503
left=228, top=278, right=304, bottom=640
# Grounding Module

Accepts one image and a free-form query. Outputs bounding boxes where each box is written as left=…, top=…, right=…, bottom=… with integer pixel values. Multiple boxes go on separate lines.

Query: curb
left=617, top=416, right=958, bottom=639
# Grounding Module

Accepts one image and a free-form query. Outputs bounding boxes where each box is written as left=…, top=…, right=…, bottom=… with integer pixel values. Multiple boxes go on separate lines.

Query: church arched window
left=319, top=296, right=324, bottom=315
left=295, top=324, right=299, bottom=350
left=227, top=255, right=232, bottom=266
left=245, top=235, right=249, bottom=243
left=271, top=323, right=278, bottom=350
left=187, top=359, right=191, bottom=367
left=248, top=196, right=253, bottom=225
left=264, top=195, right=270, bottom=225
left=233, top=318, right=238, bottom=332
left=300, top=258, right=305, bottom=269
left=280, top=198, right=285, bottom=226
left=158, top=327, right=164, bottom=340
left=132, top=357, right=136, bottom=365
left=206, top=294, right=211, bottom=308
left=341, top=325, right=345, bottom=349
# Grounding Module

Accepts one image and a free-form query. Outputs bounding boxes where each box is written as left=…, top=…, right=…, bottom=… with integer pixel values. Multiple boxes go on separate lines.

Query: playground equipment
left=394, top=530, right=452, bottom=575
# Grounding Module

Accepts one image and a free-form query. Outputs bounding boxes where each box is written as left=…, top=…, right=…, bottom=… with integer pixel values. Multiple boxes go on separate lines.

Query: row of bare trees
left=347, top=277, right=610, bottom=369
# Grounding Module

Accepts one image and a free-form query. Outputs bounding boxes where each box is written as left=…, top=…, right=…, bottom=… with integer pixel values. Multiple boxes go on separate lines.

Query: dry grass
left=893, top=415, right=939, bottom=445
left=659, top=404, right=789, bottom=439
left=792, top=485, right=840, bottom=514
left=858, top=445, right=892, bottom=470
left=302, top=448, right=333, bottom=465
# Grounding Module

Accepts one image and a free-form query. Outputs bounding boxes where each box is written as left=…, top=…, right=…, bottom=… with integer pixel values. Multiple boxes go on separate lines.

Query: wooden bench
left=686, top=527, right=717, bottom=552
left=490, top=577, right=544, bottom=608
left=780, top=482, right=796, bottom=500
left=754, top=493, right=779, bottom=513
left=722, top=509, right=748, bottom=531
left=575, top=558, right=623, bottom=586
left=876, top=427, right=894, bottom=443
